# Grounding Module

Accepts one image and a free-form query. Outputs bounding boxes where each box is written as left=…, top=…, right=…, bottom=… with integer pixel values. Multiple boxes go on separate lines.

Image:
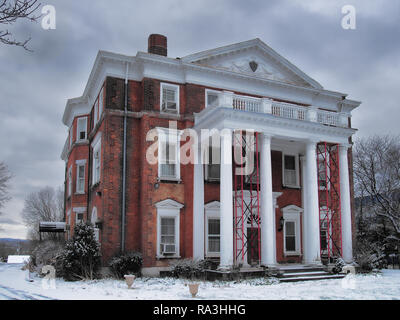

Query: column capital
left=338, top=143, right=352, bottom=151
left=305, top=137, right=320, bottom=146
left=259, top=132, right=273, bottom=142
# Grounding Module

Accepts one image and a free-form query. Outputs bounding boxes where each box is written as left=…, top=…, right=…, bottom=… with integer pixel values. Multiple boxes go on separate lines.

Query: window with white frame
left=76, top=160, right=86, bottom=194
left=204, top=201, right=220, bottom=257
left=77, top=117, right=88, bottom=141
left=282, top=205, right=302, bottom=256
left=98, top=87, right=104, bottom=118
left=158, top=128, right=181, bottom=180
left=205, top=137, right=220, bottom=181
left=283, top=154, right=299, bottom=187
left=92, top=134, right=101, bottom=185
left=93, top=87, right=104, bottom=128
left=67, top=166, right=72, bottom=197
left=74, top=207, right=85, bottom=224
left=205, top=89, right=220, bottom=108
left=156, top=199, right=183, bottom=258
left=160, top=83, right=179, bottom=113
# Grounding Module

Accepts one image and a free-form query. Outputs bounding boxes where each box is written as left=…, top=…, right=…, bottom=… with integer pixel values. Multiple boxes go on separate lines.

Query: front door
left=247, top=227, right=259, bottom=265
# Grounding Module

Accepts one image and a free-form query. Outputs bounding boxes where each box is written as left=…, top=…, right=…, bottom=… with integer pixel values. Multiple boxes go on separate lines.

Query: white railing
left=218, top=91, right=349, bottom=128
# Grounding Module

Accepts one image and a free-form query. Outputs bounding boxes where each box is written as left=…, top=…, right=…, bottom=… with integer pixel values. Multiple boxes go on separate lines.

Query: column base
left=217, top=264, right=233, bottom=271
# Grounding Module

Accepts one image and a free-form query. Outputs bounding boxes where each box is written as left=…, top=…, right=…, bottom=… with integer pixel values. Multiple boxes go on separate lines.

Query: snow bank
left=7, top=255, right=30, bottom=264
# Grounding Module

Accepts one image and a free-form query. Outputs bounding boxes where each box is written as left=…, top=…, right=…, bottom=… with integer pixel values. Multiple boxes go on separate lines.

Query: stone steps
left=277, top=265, right=346, bottom=283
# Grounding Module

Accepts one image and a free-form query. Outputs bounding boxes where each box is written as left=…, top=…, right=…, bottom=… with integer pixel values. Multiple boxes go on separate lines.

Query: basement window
left=160, top=83, right=179, bottom=114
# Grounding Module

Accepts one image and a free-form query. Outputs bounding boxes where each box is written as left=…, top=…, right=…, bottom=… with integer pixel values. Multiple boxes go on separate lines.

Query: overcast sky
left=0, top=0, right=399, bottom=239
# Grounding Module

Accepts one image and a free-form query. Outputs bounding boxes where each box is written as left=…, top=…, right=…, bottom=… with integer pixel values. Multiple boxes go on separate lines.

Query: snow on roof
left=7, top=255, right=30, bottom=264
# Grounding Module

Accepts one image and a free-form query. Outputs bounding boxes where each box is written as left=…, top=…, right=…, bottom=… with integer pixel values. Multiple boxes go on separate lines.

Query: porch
left=192, top=92, right=355, bottom=270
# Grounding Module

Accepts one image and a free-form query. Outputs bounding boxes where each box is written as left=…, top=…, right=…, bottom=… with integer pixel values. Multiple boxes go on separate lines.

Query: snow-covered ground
left=0, top=262, right=399, bottom=300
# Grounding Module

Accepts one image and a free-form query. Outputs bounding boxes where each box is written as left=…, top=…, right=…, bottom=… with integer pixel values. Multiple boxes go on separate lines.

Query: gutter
left=121, top=62, right=129, bottom=252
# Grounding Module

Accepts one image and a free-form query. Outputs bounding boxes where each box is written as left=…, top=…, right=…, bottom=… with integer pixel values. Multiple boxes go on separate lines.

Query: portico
left=192, top=93, right=356, bottom=269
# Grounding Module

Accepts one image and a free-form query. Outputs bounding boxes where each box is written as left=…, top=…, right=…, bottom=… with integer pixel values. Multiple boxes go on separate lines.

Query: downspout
left=121, top=62, right=129, bottom=252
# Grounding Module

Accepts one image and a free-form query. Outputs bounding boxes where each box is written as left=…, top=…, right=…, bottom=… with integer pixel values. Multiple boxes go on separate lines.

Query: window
left=160, top=83, right=179, bottom=113
left=160, top=218, right=176, bottom=254
left=205, top=138, right=220, bottom=181
left=76, top=160, right=86, bottom=194
left=67, top=166, right=72, bottom=197
left=157, top=128, right=181, bottom=180
left=320, top=208, right=332, bottom=256
left=77, top=117, right=87, bottom=141
left=207, top=219, right=220, bottom=253
left=92, top=133, right=101, bottom=185
left=76, top=212, right=84, bottom=224
left=93, top=87, right=104, bottom=128
left=283, top=154, right=299, bottom=187
left=204, top=201, right=220, bottom=257
left=282, top=205, right=302, bottom=256
left=205, top=89, right=220, bottom=108
left=156, top=199, right=183, bottom=258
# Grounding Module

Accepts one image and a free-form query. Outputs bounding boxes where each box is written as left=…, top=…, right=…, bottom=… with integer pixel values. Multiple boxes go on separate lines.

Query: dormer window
left=77, top=117, right=87, bottom=141
left=160, top=83, right=179, bottom=114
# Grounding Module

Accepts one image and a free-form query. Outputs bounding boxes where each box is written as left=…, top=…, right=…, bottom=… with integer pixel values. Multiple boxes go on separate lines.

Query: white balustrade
left=216, top=92, right=349, bottom=128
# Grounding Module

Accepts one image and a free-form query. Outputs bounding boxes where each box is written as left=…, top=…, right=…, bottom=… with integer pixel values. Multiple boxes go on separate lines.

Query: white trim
left=67, top=166, right=72, bottom=197
left=76, top=116, right=88, bottom=141
left=204, top=201, right=220, bottom=258
left=282, top=153, right=300, bottom=188
left=92, top=135, right=102, bottom=185
left=156, top=127, right=182, bottom=181
left=76, top=162, right=85, bottom=194
left=160, top=82, right=180, bottom=114
left=155, top=199, right=183, bottom=258
left=282, top=205, right=303, bottom=256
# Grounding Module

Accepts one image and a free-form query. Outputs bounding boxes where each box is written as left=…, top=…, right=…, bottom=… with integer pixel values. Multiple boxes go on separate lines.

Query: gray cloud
left=0, top=0, right=398, bottom=238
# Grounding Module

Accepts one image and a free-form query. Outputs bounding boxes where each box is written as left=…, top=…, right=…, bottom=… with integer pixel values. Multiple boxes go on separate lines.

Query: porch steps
left=277, top=266, right=346, bottom=283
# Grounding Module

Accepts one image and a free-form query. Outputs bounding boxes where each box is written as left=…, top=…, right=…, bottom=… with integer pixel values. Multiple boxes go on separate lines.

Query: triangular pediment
left=182, top=39, right=322, bottom=89
left=155, top=198, right=184, bottom=209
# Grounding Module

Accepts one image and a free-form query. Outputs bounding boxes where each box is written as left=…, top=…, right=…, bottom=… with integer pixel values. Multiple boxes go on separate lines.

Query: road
left=0, top=263, right=54, bottom=300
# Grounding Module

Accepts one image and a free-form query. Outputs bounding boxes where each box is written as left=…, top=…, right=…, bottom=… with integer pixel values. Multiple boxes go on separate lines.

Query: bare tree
left=0, top=161, right=12, bottom=215
left=0, top=0, right=41, bottom=51
left=21, top=186, right=64, bottom=240
left=353, top=135, right=400, bottom=242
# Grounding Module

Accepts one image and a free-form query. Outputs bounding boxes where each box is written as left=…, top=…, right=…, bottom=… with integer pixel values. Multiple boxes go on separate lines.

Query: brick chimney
left=148, top=34, right=167, bottom=56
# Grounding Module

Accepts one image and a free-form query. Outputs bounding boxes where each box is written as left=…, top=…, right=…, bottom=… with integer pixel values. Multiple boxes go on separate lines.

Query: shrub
left=30, top=240, right=64, bottom=275
left=354, top=240, right=387, bottom=272
left=109, top=252, right=143, bottom=278
left=170, top=259, right=214, bottom=279
left=56, top=223, right=101, bottom=281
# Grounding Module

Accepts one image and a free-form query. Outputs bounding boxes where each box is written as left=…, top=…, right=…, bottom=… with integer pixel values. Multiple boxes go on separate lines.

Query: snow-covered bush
left=354, top=240, right=387, bottom=272
left=170, top=259, right=214, bottom=279
left=331, top=257, right=346, bottom=274
left=56, top=223, right=101, bottom=281
left=30, top=240, right=64, bottom=275
left=109, top=252, right=143, bottom=278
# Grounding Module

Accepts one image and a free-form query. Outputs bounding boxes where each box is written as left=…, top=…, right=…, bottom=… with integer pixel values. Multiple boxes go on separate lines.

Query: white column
left=304, top=140, right=321, bottom=264
left=260, top=133, right=276, bottom=266
left=193, top=142, right=204, bottom=260
left=300, top=155, right=311, bottom=264
left=339, top=144, right=353, bottom=263
left=219, top=129, right=233, bottom=269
